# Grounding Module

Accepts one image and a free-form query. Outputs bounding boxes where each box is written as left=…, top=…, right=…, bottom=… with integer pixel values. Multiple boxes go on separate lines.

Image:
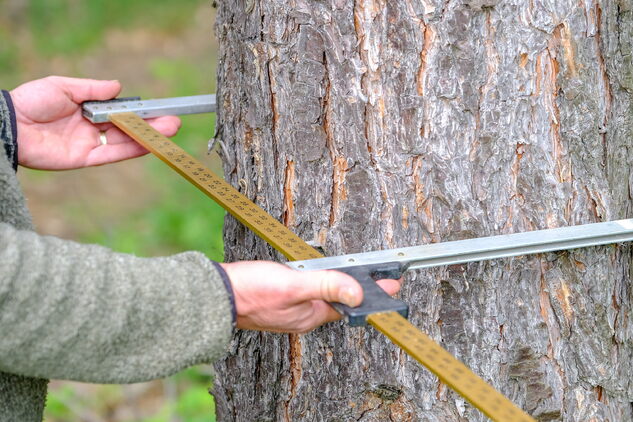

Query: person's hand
left=10, top=76, right=181, bottom=170
left=221, top=261, right=402, bottom=333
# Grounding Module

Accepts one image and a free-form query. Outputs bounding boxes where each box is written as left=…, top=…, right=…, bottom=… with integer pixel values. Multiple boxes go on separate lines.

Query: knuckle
left=319, top=271, right=338, bottom=302
left=45, top=75, right=64, bottom=85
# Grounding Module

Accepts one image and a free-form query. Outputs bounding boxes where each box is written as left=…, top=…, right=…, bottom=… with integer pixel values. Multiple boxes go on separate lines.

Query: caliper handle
left=329, top=262, right=408, bottom=326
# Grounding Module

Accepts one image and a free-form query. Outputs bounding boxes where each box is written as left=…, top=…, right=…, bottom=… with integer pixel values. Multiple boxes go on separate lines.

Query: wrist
left=219, top=262, right=264, bottom=331
left=219, top=262, right=249, bottom=329
left=213, top=262, right=237, bottom=326
left=1, top=90, right=18, bottom=171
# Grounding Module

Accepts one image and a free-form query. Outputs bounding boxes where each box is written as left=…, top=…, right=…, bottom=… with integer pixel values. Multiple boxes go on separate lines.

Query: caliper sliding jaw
left=288, top=218, right=633, bottom=326
left=326, top=262, right=409, bottom=326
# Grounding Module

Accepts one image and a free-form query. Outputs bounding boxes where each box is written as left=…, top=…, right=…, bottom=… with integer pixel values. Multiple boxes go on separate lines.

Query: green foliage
left=0, top=19, right=19, bottom=83
left=27, top=0, right=202, bottom=57
left=1, top=1, right=224, bottom=420
left=82, top=112, right=225, bottom=261
left=150, top=58, right=215, bottom=94
left=82, top=40, right=225, bottom=260
left=131, top=368, right=216, bottom=422
left=174, top=388, right=216, bottom=422
left=44, top=368, right=216, bottom=422
left=44, top=385, right=74, bottom=420
left=0, top=42, right=18, bottom=77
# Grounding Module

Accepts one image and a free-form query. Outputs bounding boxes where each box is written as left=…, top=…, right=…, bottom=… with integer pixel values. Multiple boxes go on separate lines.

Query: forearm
left=0, top=222, right=234, bottom=384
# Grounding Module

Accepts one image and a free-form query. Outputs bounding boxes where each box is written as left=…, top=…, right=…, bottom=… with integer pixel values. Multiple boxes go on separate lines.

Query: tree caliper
left=85, top=95, right=633, bottom=422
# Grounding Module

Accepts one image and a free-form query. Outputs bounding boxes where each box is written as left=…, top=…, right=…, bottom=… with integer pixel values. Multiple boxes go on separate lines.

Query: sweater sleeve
left=0, top=222, right=235, bottom=384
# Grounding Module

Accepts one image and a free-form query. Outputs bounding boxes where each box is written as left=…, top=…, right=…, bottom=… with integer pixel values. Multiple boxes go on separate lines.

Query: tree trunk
left=212, top=1, right=633, bottom=420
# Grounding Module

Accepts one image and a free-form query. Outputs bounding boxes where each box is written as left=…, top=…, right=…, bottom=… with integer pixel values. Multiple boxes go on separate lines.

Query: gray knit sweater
left=0, top=91, right=234, bottom=421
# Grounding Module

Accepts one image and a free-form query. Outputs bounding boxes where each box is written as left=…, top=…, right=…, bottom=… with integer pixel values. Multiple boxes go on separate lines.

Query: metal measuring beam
left=82, top=94, right=217, bottom=123
left=287, top=219, right=633, bottom=273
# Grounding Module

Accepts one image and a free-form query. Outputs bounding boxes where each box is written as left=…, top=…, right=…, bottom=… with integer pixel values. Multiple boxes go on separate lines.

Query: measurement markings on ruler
left=108, top=110, right=535, bottom=422
left=109, top=112, right=321, bottom=262
left=368, top=312, right=534, bottom=422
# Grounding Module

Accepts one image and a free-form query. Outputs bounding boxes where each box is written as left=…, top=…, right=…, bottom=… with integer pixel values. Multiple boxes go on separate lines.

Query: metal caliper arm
left=82, top=95, right=217, bottom=123
left=289, top=219, right=633, bottom=273
left=288, top=218, right=633, bottom=325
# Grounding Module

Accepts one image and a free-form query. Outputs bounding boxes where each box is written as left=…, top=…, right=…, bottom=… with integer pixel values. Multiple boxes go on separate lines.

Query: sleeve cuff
left=212, top=261, right=237, bottom=325
left=1, top=90, right=18, bottom=171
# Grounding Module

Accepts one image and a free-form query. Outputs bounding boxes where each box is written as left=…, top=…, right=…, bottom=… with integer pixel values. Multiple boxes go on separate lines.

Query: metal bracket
left=82, top=94, right=217, bottom=123
left=308, top=262, right=408, bottom=326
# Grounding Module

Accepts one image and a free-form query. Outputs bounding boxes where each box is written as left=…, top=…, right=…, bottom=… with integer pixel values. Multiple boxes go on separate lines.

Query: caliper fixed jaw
left=82, top=97, right=142, bottom=123
left=291, top=261, right=409, bottom=327
left=82, top=95, right=217, bottom=124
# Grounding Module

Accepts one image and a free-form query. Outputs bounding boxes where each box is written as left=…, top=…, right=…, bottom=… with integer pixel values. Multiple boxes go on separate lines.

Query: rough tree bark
left=212, top=1, right=633, bottom=420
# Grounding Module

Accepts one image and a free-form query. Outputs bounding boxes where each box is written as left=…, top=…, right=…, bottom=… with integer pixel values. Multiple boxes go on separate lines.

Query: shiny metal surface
left=83, top=94, right=216, bottom=123
left=288, top=219, right=633, bottom=272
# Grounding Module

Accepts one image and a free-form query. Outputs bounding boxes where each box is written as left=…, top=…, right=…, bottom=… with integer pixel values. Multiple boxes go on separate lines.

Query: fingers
left=294, top=271, right=403, bottom=309
left=84, top=117, right=180, bottom=166
left=295, top=270, right=364, bottom=307
left=47, top=76, right=122, bottom=103
left=301, top=277, right=404, bottom=330
left=96, top=116, right=181, bottom=145
left=376, top=278, right=403, bottom=296
left=147, top=116, right=182, bottom=137
left=86, top=142, right=149, bottom=166
left=313, top=277, right=403, bottom=323
left=300, top=276, right=403, bottom=333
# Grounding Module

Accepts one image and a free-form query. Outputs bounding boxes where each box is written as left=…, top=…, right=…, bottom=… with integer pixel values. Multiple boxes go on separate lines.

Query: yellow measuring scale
left=101, top=109, right=537, bottom=422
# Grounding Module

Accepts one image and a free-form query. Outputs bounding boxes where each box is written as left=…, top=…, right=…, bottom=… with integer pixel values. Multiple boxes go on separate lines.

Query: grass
left=1, top=1, right=224, bottom=421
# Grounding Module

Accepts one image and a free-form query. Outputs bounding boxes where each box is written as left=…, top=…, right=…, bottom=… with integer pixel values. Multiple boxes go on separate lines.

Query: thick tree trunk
left=212, top=1, right=633, bottom=420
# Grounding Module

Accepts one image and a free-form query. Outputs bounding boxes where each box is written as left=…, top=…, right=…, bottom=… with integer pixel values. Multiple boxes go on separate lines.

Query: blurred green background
left=0, top=0, right=224, bottom=420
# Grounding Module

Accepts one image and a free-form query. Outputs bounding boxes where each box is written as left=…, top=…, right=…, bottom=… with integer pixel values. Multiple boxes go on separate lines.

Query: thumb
left=48, top=76, right=122, bottom=103
left=296, top=270, right=364, bottom=307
